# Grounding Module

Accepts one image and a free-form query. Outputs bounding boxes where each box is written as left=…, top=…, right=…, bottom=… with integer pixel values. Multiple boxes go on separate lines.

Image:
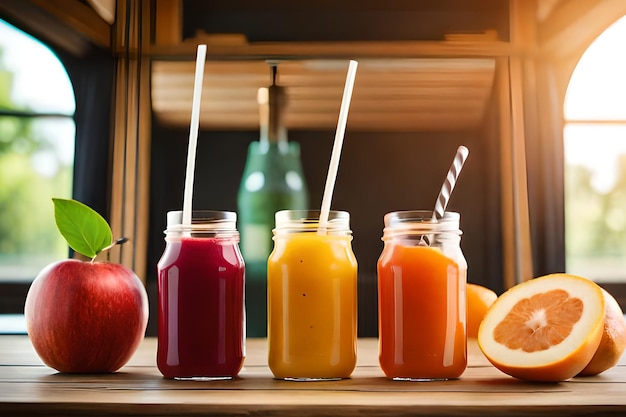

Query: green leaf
left=52, top=198, right=113, bottom=259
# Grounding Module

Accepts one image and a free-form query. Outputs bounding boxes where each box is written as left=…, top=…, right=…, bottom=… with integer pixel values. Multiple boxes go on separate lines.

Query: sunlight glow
left=0, top=19, right=75, bottom=114
left=564, top=15, right=626, bottom=194
left=0, top=19, right=75, bottom=282
left=564, top=15, right=626, bottom=282
left=565, top=16, right=626, bottom=120
left=564, top=124, right=626, bottom=193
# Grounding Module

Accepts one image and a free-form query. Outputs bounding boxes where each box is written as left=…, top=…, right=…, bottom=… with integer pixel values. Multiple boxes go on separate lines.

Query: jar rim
left=275, top=209, right=349, bottom=222
left=382, top=210, right=461, bottom=238
left=274, top=209, right=351, bottom=235
left=384, top=210, right=459, bottom=224
left=165, top=210, right=238, bottom=235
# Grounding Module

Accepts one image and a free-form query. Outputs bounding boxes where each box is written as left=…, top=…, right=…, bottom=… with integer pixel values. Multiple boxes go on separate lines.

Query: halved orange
left=478, top=273, right=605, bottom=382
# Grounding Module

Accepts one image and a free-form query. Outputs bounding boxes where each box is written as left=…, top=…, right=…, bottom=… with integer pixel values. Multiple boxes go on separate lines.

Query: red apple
left=24, top=259, right=149, bottom=373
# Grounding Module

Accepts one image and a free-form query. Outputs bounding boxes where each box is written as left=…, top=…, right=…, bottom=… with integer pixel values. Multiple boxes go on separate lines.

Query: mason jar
left=267, top=210, right=357, bottom=381
left=157, top=210, right=245, bottom=380
left=377, top=210, right=467, bottom=381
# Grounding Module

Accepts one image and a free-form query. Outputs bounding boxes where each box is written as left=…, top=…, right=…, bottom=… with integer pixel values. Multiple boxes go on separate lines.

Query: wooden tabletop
left=1, top=335, right=625, bottom=416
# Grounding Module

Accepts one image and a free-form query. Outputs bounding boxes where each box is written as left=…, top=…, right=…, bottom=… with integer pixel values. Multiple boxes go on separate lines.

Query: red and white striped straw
left=433, top=145, right=470, bottom=220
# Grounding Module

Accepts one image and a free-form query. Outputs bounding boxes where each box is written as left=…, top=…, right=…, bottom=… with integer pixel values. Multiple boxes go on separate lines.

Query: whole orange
left=577, top=288, right=626, bottom=376
left=467, top=283, right=497, bottom=338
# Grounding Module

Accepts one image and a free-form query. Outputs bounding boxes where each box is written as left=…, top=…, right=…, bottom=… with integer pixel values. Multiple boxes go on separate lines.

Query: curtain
left=526, top=62, right=566, bottom=277
left=57, top=49, right=115, bottom=221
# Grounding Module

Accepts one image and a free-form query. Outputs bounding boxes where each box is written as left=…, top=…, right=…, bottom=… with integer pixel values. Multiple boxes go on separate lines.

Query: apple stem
left=93, top=237, right=130, bottom=262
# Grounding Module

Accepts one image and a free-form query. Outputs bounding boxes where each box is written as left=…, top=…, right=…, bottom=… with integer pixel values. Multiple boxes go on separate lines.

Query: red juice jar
left=157, top=210, right=245, bottom=380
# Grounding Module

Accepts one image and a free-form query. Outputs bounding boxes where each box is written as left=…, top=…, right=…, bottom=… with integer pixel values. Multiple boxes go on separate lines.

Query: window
left=564, top=16, right=626, bottom=282
left=0, top=19, right=75, bottom=284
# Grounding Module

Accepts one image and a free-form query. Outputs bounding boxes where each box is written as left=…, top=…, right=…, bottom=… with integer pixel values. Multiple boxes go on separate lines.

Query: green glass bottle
left=237, top=65, right=308, bottom=337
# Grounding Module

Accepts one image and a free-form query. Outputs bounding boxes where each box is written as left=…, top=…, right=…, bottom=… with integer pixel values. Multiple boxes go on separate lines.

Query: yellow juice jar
left=267, top=210, right=358, bottom=380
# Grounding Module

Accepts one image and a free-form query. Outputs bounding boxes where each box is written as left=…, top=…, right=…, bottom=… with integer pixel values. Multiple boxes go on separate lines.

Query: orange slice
left=467, top=283, right=498, bottom=338
left=478, top=273, right=605, bottom=382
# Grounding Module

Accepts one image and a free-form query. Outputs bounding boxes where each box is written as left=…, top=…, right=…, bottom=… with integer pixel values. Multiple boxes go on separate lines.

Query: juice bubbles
left=268, top=210, right=357, bottom=380
left=377, top=210, right=467, bottom=380
left=157, top=211, right=245, bottom=379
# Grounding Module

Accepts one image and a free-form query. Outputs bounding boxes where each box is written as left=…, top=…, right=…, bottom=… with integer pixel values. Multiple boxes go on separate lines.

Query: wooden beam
left=86, top=0, right=115, bottom=25
left=495, top=0, right=536, bottom=288
left=149, top=39, right=517, bottom=60
left=29, top=0, right=111, bottom=49
left=154, top=0, right=181, bottom=46
left=109, top=0, right=152, bottom=282
left=539, top=0, right=626, bottom=60
left=508, top=54, right=534, bottom=284
left=134, top=0, right=152, bottom=285
left=0, top=0, right=91, bottom=55
left=497, top=57, right=516, bottom=290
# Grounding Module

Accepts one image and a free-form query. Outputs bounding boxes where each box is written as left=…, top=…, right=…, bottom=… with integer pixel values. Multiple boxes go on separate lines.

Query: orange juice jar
left=377, top=210, right=467, bottom=380
left=268, top=210, right=357, bottom=380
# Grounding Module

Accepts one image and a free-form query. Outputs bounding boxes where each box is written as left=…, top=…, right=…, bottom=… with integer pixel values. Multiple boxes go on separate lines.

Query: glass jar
left=267, top=210, right=357, bottom=381
left=156, top=210, right=245, bottom=380
left=377, top=210, right=467, bottom=381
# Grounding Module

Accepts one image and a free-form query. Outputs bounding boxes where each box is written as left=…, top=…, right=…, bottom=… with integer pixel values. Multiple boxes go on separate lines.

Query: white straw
left=182, top=44, right=207, bottom=227
left=318, top=60, right=359, bottom=234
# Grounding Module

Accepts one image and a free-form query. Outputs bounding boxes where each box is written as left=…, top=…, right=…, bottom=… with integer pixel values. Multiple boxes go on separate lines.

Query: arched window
left=0, top=19, right=75, bottom=284
left=564, top=15, right=626, bottom=282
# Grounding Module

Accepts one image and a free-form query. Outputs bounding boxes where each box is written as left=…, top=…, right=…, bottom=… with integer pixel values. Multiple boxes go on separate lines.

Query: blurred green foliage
left=0, top=46, right=73, bottom=279
left=566, top=156, right=626, bottom=268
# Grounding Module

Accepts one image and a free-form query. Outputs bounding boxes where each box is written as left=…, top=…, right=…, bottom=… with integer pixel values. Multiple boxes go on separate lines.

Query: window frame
left=0, top=19, right=76, bottom=323
left=559, top=14, right=626, bottom=309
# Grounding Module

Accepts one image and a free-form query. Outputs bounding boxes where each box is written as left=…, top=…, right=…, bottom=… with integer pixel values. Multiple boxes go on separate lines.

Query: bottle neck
left=260, top=127, right=289, bottom=154
left=259, top=123, right=269, bottom=145
left=263, top=84, right=288, bottom=147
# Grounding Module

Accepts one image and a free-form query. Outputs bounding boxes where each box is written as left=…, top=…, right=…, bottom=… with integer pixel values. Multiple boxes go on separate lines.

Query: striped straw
left=433, top=145, right=470, bottom=220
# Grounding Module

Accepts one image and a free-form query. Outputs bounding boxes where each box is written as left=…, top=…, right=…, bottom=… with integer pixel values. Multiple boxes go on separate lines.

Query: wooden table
left=1, top=336, right=625, bottom=416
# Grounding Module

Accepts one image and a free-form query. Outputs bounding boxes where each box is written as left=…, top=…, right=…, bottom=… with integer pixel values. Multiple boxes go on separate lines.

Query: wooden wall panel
left=109, top=0, right=152, bottom=281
